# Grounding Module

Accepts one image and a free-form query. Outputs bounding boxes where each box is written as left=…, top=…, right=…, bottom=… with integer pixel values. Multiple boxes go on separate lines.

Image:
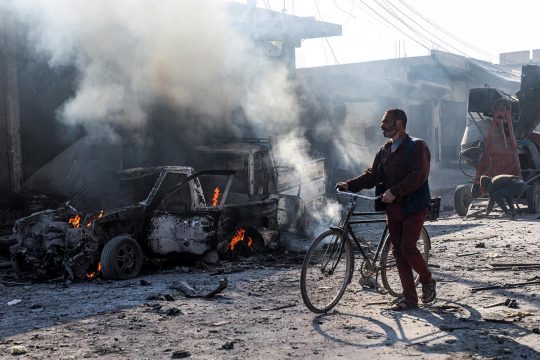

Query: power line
left=379, top=0, right=471, bottom=57
left=315, top=0, right=341, bottom=65
left=394, top=0, right=497, bottom=61
left=333, top=0, right=357, bottom=22
left=355, top=0, right=433, bottom=52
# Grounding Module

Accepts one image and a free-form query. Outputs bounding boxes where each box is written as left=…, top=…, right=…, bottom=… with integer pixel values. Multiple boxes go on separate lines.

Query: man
left=336, top=109, right=436, bottom=311
left=480, top=174, right=526, bottom=219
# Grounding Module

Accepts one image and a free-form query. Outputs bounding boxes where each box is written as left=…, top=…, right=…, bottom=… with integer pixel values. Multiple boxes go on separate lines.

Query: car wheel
left=100, top=235, right=143, bottom=280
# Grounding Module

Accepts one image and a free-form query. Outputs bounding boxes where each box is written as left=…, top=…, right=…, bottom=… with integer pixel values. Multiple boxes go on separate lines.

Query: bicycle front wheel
left=380, top=227, right=430, bottom=298
left=300, top=229, right=354, bottom=313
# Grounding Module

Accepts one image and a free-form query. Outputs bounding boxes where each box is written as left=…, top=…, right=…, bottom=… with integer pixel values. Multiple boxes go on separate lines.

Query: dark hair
left=385, top=108, right=407, bottom=128
left=480, top=175, right=492, bottom=189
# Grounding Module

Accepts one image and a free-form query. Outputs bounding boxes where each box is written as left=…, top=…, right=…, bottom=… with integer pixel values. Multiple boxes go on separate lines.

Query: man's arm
left=389, top=140, right=430, bottom=197
left=486, top=198, right=495, bottom=215
left=336, top=149, right=383, bottom=192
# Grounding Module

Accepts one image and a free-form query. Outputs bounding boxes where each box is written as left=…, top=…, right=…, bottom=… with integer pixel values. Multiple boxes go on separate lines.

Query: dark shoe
left=390, top=298, right=418, bottom=311
left=421, top=280, right=437, bottom=303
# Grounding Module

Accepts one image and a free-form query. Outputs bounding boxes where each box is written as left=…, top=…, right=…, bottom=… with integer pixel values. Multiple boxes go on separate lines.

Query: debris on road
left=470, top=280, right=540, bottom=293
left=7, top=299, right=22, bottom=306
left=170, top=277, right=228, bottom=298
left=10, top=345, right=27, bottom=355
left=483, top=298, right=514, bottom=308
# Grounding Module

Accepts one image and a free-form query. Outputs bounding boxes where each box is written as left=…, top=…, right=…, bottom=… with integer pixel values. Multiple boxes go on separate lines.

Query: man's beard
left=382, top=126, right=397, bottom=138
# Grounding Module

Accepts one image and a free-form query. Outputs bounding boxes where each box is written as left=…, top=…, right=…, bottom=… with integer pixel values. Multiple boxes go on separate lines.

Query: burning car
left=10, top=166, right=233, bottom=282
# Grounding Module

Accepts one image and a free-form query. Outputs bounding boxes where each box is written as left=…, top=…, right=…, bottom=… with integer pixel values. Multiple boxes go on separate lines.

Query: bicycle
left=300, top=190, right=432, bottom=313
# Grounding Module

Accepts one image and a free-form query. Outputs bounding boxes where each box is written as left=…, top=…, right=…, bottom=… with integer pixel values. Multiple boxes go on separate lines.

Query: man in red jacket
left=336, top=109, right=436, bottom=311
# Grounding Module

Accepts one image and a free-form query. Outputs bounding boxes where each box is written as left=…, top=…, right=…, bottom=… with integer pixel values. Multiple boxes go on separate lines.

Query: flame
left=211, top=186, right=221, bottom=206
left=86, top=262, right=102, bottom=279
left=86, top=210, right=105, bottom=227
left=229, top=228, right=254, bottom=251
left=68, top=215, right=81, bottom=228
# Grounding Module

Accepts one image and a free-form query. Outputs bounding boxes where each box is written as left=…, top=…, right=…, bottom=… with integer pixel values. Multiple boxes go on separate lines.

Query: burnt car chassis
left=9, top=167, right=262, bottom=282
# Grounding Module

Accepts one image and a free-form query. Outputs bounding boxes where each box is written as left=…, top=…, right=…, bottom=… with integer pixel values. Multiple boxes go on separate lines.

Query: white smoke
left=5, top=0, right=342, bottom=225
left=6, top=0, right=300, bottom=138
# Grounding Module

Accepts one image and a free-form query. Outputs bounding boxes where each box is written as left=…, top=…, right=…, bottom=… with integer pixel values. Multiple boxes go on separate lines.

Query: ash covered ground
left=1, top=209, right=539, bottom=359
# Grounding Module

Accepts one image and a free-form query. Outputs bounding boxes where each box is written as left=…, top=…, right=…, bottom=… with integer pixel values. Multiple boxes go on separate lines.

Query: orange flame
left=86, top=262, right=102, bottom=279
left=86, top=210, right=105, bottom=227
left=229, top=228, right=254, bottom=251
left=211, top=186, right=221, bottom=206
left=68, top=215, right=81, bottom=228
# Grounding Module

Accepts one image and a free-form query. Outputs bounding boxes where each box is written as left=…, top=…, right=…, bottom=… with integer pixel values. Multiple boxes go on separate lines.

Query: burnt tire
left=454, top=184, right=472, bottom=216
left=526, top=185, right=540, bottom=214
left=100, top=236, right=143, bottom=280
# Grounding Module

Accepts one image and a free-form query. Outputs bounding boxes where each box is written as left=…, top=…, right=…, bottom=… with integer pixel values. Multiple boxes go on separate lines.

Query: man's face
left=380, top=114, right=398, bottom=138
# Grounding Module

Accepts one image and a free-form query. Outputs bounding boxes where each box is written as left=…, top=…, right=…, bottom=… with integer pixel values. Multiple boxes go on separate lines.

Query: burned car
left=10, top=166, right=233, bottom=282
left=194, top=139, right=326, bottom=242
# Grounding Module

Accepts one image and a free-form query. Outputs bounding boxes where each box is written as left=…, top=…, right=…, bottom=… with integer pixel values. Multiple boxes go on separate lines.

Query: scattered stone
left=171, top=350, right=191, bottom=358
left=166, top=307, right=182, bottom=316
left=7, top=299, right=22, bottom=306
left=11, top=345, right=27, bottom=355
left=140, top=279, right=151, bottom=286
left=147, top=294, right=175, bottom=301
left=503, top=348, right=512, bottom=354
left=532, top=328, right=540, bottom=334
left=221, top=341, right=235, bottom=350
left=475, top=242, right=486, bottom=248
left=29, top=304, right=43, bottom=309
left=211, top=321, right=230, bottom=327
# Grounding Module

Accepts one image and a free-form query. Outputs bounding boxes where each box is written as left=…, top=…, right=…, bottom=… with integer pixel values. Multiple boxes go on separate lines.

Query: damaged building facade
left=297, top=50, right=521, bottom=184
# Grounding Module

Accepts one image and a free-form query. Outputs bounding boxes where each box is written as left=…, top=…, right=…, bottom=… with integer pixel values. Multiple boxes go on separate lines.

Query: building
left=297, top=50, right=520, bottom=174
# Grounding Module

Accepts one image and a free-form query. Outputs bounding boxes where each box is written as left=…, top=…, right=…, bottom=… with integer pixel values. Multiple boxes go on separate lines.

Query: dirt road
left=1, top=211, right=539, bottom=359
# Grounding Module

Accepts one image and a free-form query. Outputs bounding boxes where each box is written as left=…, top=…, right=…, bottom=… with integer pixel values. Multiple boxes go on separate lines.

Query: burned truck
left=193, top=139, right=327, bottom=251
left=10, top=166, right=231, bottom=281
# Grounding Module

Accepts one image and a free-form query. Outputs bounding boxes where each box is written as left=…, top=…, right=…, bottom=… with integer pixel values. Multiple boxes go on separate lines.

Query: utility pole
left=0, top=10, right=23, bottom=193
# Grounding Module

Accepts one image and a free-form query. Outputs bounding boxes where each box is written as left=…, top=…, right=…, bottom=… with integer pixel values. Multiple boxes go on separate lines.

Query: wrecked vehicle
left=10, top=166, right=232, bottom=281
left=194, top=139, right=327, bottom=251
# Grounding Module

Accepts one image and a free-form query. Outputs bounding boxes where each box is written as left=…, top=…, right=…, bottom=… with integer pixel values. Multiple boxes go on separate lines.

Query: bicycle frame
left=335, top=190, right=433, bottom=279
left=332, top=194, right=388, bottom=276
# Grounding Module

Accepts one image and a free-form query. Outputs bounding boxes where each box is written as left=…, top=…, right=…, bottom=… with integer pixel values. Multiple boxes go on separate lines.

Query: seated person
left=480, top=175, right=526, bottom=219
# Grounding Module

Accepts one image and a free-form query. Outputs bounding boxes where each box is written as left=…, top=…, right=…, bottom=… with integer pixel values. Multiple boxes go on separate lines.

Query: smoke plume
left=6, top=0, right=300, bottom=143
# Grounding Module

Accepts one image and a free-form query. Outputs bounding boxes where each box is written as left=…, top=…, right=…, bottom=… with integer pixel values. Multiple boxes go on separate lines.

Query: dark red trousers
left=386, top=203, right=432, bottom=305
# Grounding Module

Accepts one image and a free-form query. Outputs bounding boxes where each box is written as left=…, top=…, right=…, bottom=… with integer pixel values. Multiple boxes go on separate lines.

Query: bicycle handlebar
left=336, top=190, right=382, bottom=201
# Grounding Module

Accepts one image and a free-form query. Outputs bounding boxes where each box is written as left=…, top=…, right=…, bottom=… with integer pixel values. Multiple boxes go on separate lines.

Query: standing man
left=479, top=175, right=526, bottom=219
left=336, top=109, right=436, bottom=311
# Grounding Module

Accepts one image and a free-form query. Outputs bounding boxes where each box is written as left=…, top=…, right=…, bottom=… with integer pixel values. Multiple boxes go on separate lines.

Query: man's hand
left=382, top=189, right=396, bottom=203
left=335, top=182, right=349, bottom=191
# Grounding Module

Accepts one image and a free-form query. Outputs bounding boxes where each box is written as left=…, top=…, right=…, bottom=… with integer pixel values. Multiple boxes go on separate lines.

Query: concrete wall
left=0, top=13, right=22, bottom=193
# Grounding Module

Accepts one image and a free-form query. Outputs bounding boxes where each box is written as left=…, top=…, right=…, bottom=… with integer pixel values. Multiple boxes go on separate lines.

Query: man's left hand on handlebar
left=335, top=182, right=349, bottom=191
left=382, top=189, right=396, bottom=203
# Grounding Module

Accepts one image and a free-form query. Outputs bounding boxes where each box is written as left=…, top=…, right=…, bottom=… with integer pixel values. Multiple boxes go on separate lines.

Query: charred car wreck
left=11, top=140, right=326, bottom=282
left=194, top=139, right=326, bottom=242
left=10, top=167, right=225, bottom=282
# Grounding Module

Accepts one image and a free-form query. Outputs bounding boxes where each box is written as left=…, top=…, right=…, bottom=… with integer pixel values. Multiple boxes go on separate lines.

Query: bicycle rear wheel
left=300, top=229, right=354, bottom=313
left=380, top=227, right=430, bottom=298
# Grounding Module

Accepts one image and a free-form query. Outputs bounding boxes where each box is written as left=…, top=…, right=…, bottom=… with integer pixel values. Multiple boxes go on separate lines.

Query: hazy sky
left=233, top=0, right=540, bottom=68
